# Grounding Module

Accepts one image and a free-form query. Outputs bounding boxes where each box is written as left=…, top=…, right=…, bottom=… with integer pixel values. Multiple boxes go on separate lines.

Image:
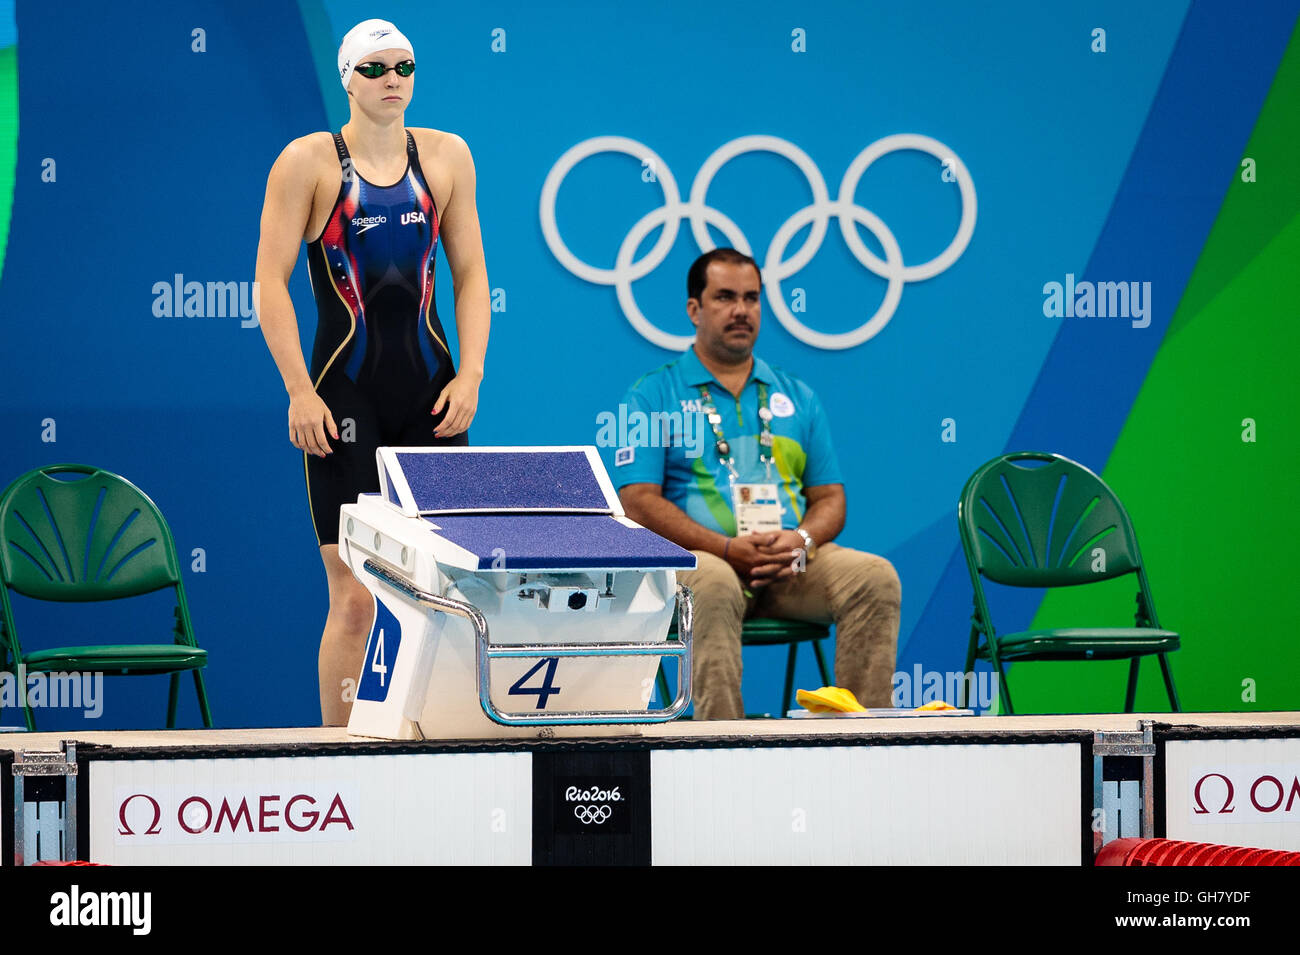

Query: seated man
left=614, top=248, right=901, bottom=719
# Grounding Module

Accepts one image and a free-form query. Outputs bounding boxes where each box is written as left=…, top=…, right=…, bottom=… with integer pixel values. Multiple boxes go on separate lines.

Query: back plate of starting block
left=378, top=446, right=619, bottom=517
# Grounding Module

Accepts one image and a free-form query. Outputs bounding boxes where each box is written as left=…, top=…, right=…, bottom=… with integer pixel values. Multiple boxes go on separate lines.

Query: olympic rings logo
left=574, top=804, right=612, bottom=825
left=540, top=134, right=976, bottom=351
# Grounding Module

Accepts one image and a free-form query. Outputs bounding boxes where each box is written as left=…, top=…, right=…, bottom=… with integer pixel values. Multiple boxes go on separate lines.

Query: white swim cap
left=338, top=19, right=414, bottom=91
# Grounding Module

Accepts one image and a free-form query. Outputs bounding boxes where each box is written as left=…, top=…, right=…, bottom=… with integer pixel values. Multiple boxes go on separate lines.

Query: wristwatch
left=794, top=527, right=817, bottom=560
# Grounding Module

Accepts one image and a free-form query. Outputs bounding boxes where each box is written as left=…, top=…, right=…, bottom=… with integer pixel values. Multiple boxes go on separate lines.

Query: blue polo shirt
left=610, top=348, right=843, bottom=536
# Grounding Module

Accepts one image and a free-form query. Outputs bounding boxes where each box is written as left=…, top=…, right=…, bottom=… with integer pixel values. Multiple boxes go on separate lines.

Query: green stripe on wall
left=1167, top=30, right=1300, bottom=341
left=1010, top=25, right=1300, bottom=715
left=0, top=43, right=17, bottom=285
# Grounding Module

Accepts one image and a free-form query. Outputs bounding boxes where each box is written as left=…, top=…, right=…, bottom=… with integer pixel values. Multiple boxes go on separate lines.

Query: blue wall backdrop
left=0, top=0, right=1296, bottom=728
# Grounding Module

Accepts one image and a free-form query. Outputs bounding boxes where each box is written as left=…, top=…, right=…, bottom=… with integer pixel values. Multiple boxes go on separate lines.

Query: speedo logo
left=352, top=214, right=387, bottom=234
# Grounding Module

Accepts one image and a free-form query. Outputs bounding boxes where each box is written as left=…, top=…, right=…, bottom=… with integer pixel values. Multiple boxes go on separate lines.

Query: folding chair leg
left=167, top=673, right=180, bottom=728
left=781, top=644, right=798, bottom=716
left=1124, top=658, right=1141, bottom=712
left=193, top=669, right=214, bottom=728
left=961, top=623, right=980, bottom=708
left=5, top=665, right=35, bottom=730
left=1157, top=653, right=1180, bottom=712
left=995, top=662, right=1013, bottom=715
left=812, top=639, right=831, bottom=686
left=985, top=638, right=1013, bottom=715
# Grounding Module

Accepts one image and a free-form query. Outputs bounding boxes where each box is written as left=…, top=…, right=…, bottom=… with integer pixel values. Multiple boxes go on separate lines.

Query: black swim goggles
left=355, top=60, right=415, bottom=79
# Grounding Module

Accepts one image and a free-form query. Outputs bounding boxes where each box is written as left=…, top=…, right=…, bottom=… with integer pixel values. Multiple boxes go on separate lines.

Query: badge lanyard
left=698, top=382, right=773, bottom=483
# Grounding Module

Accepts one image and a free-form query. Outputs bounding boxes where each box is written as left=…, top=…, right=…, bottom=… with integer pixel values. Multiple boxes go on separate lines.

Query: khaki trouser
left=678, top=543, right=901, bottom=719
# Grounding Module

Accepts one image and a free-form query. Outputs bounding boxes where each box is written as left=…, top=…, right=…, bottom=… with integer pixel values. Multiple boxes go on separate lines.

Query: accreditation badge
left=732, top=483, right=783, bottom=535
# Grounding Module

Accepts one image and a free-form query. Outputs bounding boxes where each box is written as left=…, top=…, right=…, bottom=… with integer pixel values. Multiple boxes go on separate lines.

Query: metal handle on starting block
left=362, top=559, right=693, bottom=725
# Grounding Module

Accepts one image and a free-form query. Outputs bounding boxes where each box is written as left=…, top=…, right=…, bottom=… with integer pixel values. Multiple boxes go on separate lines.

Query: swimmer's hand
left=432, top=372, right=481, bottom=438
left=288, top=388, right=338, bottom=457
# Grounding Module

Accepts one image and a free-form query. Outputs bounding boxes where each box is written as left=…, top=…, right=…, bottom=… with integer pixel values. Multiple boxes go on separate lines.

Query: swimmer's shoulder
left=267, top=132, right=339, bottom=180
left=408, top=127, right=473, bottom=166
left=294, top=131, right=341, bottom=165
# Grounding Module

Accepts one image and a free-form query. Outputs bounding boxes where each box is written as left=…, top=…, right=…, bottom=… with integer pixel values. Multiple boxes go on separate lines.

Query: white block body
left=339, top=497, right=679, bottom=740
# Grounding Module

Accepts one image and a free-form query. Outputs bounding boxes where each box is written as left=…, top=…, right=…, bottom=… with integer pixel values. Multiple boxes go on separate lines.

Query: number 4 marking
left=508, top=657, right=562, bottom=709
left=372, top=629, right=388, bottom=687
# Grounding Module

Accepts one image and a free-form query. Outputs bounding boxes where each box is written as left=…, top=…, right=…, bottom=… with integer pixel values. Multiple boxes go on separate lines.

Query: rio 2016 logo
left=564, top=783, right=622, bottom=826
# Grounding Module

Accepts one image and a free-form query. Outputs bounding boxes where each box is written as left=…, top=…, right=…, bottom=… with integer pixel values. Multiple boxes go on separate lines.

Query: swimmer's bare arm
left=254, top=137, right=337, bottom=458
left=432, top=132, right=490, bottom=438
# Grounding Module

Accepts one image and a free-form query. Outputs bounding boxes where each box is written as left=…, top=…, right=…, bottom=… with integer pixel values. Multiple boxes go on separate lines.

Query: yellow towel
left=796, top=686, right=866, bottom=713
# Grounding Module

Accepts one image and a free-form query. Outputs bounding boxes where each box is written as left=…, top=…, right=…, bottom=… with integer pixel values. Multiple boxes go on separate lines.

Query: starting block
left=338, top=447, right=697, bottom=739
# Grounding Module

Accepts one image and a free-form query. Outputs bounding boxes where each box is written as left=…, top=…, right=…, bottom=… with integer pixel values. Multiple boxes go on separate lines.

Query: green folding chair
left=656, top=617, right=832, bottom=717
left=957, top=451, right=1180, bottom=715
left=0, top=464, right=214, bottom=730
